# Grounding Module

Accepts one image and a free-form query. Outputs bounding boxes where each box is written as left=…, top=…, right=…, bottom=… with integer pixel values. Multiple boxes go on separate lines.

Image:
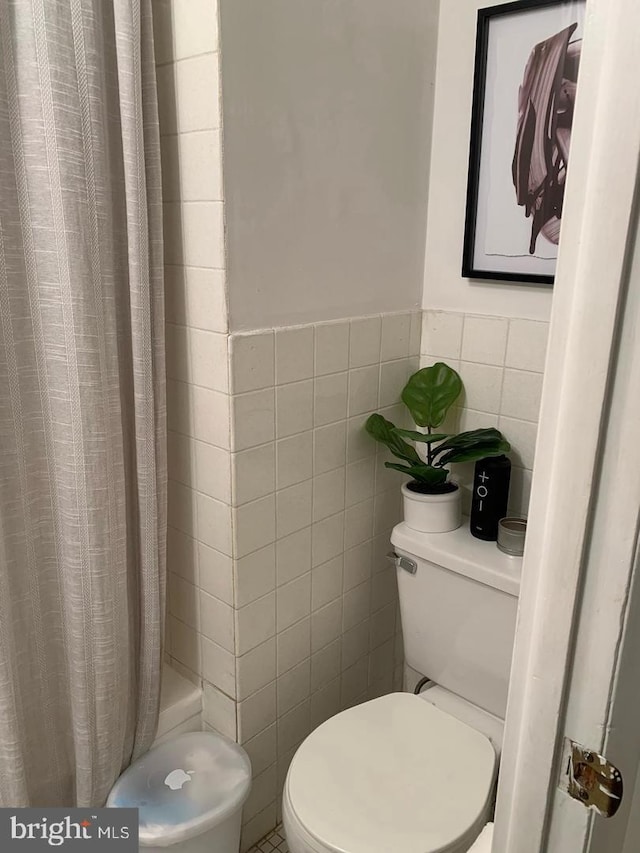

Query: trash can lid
left=107, top=731, right=252, bottom=847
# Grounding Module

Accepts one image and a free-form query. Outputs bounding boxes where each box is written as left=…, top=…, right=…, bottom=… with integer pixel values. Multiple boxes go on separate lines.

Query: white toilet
left=283, top=521, right=522, bottom=853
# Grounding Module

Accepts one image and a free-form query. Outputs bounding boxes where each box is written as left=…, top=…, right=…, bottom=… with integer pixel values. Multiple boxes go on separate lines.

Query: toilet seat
left=285, top=693, right=497, bottom=853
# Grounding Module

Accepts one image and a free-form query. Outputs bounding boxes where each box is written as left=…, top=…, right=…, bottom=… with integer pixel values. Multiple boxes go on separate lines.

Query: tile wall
left=206, top=312, right=422, bottom=849
left=153, top=0, right=235, bottom=688
left=420, top=309, right=549, bottom=519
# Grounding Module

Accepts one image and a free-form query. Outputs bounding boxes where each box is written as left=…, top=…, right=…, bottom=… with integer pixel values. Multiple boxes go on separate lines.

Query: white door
left=491, top=0, right=640, bottom=850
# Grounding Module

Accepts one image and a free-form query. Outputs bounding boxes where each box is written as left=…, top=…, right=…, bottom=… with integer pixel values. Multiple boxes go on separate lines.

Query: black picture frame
left=462, top=0, right=585, bottom=286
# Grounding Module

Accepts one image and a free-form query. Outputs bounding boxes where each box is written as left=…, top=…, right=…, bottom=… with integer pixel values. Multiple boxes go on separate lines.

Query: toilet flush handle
left=387, top=551, right=417, bottom=574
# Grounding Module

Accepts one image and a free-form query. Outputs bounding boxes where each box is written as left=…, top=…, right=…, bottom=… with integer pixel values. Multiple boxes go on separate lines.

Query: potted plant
left=365, top=362, right=510, bottom=533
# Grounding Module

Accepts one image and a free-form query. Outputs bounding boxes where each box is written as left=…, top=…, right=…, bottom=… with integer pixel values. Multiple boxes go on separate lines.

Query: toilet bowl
left=283, top=521, right=522, bottom=853
left=283, top=692, right=497, bottom=853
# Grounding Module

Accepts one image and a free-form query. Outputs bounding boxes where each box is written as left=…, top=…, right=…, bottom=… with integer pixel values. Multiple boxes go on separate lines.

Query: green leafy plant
left=365, top=362, right=510, bottom=494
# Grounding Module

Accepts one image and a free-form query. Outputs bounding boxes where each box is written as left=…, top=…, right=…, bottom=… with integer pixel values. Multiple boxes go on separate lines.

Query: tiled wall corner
left=154, top=0, right=235, bottom=698
left=228, top=312, right=420, bottom=845
left=421, top=310, right=549, bottom=517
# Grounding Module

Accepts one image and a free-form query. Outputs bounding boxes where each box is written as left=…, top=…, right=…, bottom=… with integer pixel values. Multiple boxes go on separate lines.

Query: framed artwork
left=462, top=0, right=586, bottom=285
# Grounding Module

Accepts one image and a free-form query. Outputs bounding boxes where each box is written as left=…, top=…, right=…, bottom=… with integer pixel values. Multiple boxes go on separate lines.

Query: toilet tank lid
left=106, top=731, right=251, bottom=847
left=391, top=521, right=521, bottom=596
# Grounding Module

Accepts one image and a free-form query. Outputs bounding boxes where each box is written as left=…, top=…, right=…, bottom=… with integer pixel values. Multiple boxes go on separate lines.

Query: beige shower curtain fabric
left=0, top=0, right=166, bottom=806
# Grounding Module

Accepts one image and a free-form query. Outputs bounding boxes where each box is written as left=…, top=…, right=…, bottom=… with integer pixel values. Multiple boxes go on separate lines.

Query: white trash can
left=107, top=731, right=252, bottom=853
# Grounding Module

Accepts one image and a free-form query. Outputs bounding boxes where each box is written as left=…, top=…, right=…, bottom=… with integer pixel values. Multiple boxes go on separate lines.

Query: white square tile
left=277, top=699, right=311, bottom=755
left=152, top=0, right=173, bottom=64
left=198, top=543, right=233, bottom=603
left=168, top=573, right=200, bottom=629
left=277, top=659, right=311, bottom=716
left=315, top=321, right=350, bottom=375
left=312, top=468, right=346, bottom=522
left=201, top=636, right=236, bottom=696
left=310, top=676, right=341, bottom=730
left=373, top=489, right=402, bottom=535
left=311, top=598, right=343, bottom=653
left=203, top=682, right=236, bottom=741
left=232, top=332, right=275, bottom=394
left=276, top=526, right=312, bottom=587
left=196, top=492, right=232, bottom=554
left=171, top=0, right=220, bottom=60
left=174, top=53, right=220, bottom=132
left=275, top=326, right=314, bottom=384
left=191, top=385, right=231, bottom=449
left=409, top=311, right=422, bottom=356
left=379, top=360, right=410, bottom=408
left=242, top=724, right=277, bottom=779
left=235, top=592, right=276, bottom=656
left=369, top=602, right=396, bottom=650
left=234, top=544, right=276, bottom=608
left=421, top=311, right=464, bottom=358
left=170, top=616, right=201, bottom=675
left=168, top=480, right=197, bottom=537
left=461, top=315, right=509, bottom=366
left=506, top=319, right=549, bottom=372
left=344, top=498, right=374, bottom=549
left=458, top=362, right=503, bottom=414
left=313, top=422, right=346, bottom=475
left=346, top=414, right=377, bottom=464
left=341, top=658, right=368, bottom=707
left=156, top=63, right=177, bottom=134
left=182, top=202, right=225, bottom=268
left=311, top=555, right=343, bottom=610
left=233, top=443, right=275, bottom=505
left=241, top=804, right=278, bottom=851
left=167, top=525, right=199, bottom=585
left=164, top=265, right=227, bottom=334
left=276, top=481, right=312, bottom=539
left=498, top=416, right=538, bottom=470
left=349, top=316, right=381, bottom=367
left=501, top=369, right=544, bottom=422
left=369, top=639, right=395, bottom=683
left=348, top=365, right=379, bottom=416
left=244, top=765, right=277, bottom=822
left=370, top=566, right=398, bottom=611
left=232, top=389, right=275, bottom=452
left=165, top=322, right=190, bottom=383
left=310, top=639, right=341, bottom=692
left=343, top=580, right=371, bottom=631
left=167, top=429, right=193, bottom=487
left=276, top=431, right=313, bottom=490
left=277, top=617, right=311, bottom=676
left=164, top=130, right=223, bottom=202
left=236, top=637, right=276, bottom=701
left=314, top=372, right=348, bottom=426
left=344, top=541, right=372, bottom=592
left=276, top=573, right=311, bottom=632
left=380, top=313, right=411, bottom=361
left=458, top=408, right=499, bottom=431
left=346, top=458, right=375, bottom=507
left=311, top=512, right=345, bottom=567
left=200, top=591, right=234, bottom=651
left=342, top=620, right=369, bottom=669
left=194, top=440, right=231, bottom=503
left=188, top=328, right=229, bottom=392
left=276, top=380, right=314, bottom=438
left=238, top=682, right=276, bottom=743
left=233, top=495, right=276, bottom=559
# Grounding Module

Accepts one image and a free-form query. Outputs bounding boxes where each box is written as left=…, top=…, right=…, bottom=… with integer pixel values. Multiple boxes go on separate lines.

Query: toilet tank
left=390, top=522, right=522, bottom=719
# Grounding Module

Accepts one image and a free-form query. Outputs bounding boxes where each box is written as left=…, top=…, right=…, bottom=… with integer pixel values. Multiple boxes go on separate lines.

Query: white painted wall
left=423, top=0, right=553, bottom=321
left=220, top=0, right=440, bottom=331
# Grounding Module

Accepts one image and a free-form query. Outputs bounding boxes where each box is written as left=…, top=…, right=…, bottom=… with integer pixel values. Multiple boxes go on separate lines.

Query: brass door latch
left=559, top=738, right=623, bottom=818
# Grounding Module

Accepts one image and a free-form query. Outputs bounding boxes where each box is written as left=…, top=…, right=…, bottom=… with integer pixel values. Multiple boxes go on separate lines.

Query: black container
left=470, top=455, right=511, bottom=541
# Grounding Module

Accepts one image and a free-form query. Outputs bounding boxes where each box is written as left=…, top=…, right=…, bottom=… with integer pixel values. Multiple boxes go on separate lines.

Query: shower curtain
left=0, top=0, right=166, bottom=806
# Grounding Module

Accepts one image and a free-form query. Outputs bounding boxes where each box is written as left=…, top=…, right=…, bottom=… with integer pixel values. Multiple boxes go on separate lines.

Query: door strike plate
left=559, top=738, right=623, bottom=818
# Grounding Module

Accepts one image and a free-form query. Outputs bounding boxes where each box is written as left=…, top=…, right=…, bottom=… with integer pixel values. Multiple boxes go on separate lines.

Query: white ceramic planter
left=401, top=482, right=462, bottom=533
